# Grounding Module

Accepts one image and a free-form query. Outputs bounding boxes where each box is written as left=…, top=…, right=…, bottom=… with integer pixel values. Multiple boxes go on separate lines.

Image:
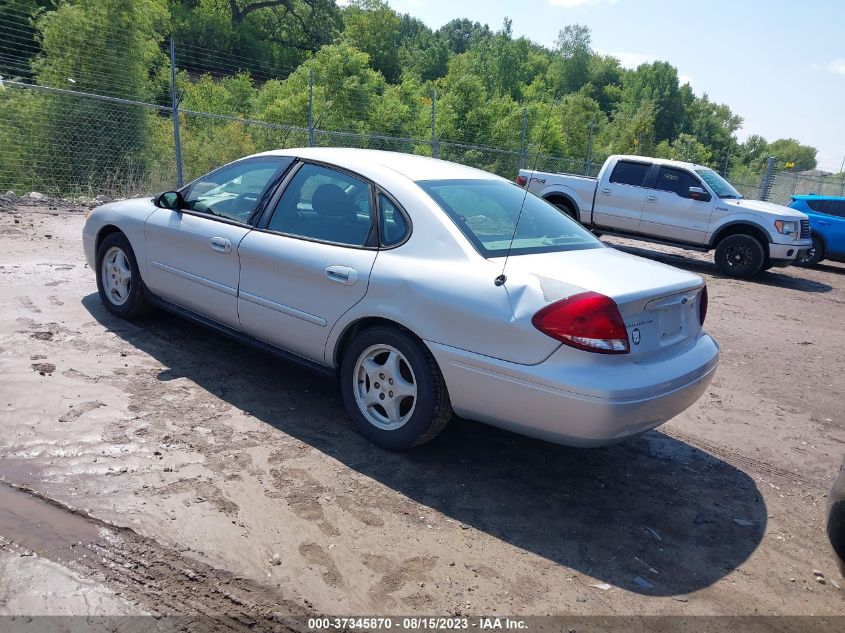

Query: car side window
left=379, top=194, right=408, bottom=246
left=182, top=159, right=282, bottom=223
left=654, top=167, right=700, bottom=198
left=808, top=199, right=845, bottom=218
left=266, top=163, right=374, bottom=247
left=609, top=161, right=650, bottom=187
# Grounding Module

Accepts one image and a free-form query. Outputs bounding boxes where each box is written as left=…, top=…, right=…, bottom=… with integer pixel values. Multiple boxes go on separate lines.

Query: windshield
left=418, top=179, right=602, bottom=257
left=695, top=168, right=743, bottom=199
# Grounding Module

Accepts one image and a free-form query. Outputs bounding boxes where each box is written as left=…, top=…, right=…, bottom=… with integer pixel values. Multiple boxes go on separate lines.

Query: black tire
left=794, top=235, right=825, bottom=267
left=95, top=232, right=151, bottom=319
left=340, top=326, right=452, bottom=450
left=552, top=201, right=578, bottom=222
left=761, top=261, right=774, bottom=271
left=714, top=234, right=765, bottom=278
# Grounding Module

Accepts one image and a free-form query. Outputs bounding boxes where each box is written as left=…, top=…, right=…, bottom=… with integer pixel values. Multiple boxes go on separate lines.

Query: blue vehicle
left=789, top=195, right=845, bottom=266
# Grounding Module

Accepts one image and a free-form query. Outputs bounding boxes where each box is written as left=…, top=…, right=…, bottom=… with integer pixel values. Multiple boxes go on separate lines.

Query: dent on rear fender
left=504, top=274, right=582, bottom=321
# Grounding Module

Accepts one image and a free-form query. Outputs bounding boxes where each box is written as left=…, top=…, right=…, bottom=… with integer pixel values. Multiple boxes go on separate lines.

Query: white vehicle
left=83, top=148, right=718, bottom=450
left=518, top=155, right=812, bottom=278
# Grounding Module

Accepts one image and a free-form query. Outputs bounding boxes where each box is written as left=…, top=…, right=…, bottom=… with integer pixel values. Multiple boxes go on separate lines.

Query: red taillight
left=532, top=292, right=630, bottom=354
left=699, top=285, right=708, bottom=326
left=515, top=174, right=528, bottom=187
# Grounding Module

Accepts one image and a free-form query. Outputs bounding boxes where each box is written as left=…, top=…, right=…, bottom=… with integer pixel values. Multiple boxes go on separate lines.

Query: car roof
left=250, top=147, right=504, bottom=183
left=611, top=154, right=706, bottom=170
left=792, top=194, right=845, bottom=201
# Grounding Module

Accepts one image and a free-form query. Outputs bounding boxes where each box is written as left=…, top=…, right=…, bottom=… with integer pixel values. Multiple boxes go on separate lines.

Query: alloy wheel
left=101, top=246, right=132, bottom=306
left=353, top=344, right=418, bottom=430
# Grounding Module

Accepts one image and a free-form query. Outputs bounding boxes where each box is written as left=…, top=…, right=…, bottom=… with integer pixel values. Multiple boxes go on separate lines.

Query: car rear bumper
left=427, top=335, right=719, bottom=447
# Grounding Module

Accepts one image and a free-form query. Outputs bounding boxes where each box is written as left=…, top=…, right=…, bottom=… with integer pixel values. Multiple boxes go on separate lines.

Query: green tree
left=604, top=99, right=656, bottom=155
left=437, top=18, right=491, bottom=55
left=620, top=61, right=682, bottom=143
left=766, top=138, right=817, bottom=170
left=655, top=133, right=713, bottom=165
left=342, top=0, right=401, bottom=83
left=32, top=0, right=169, bottom=192
left=397, top=17, right=450, bottom=82
left=254, top=43, right=385, bottom=133
left=680, top=90, right=741, bottom=168
left=552, top=24, right=592, bottom=96
left=556, top=91, right=605, bottom=160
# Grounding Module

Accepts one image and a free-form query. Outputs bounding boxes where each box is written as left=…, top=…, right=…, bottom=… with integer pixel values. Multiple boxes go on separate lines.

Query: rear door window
left=266, top=163, right=374, bottom=247
left=609, top=161, right=650, bottom=187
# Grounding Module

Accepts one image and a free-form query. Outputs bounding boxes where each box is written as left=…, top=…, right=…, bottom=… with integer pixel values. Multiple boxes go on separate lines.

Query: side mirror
left=154, top=191, right=184, bottom=209
left=689, top=186, right=711, bottom=202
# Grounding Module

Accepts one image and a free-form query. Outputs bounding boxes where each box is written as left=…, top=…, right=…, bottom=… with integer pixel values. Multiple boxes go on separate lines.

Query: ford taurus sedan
left=82, top=148, right=719, bottom=449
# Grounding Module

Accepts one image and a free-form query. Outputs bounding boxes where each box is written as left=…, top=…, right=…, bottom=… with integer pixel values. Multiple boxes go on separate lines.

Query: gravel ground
left=0, top=202, right=843, bottom=617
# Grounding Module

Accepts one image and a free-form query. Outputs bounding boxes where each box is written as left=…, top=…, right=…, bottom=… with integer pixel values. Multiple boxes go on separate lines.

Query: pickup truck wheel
left=551, top=202, right=578, bottom=223
left=714, top=234, right=765, bottom=278
left=794, top=235, right=824, bottom=267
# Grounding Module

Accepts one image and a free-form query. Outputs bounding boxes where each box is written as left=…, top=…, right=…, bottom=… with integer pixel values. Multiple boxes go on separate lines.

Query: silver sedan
left=82, top=148, right=719, bottom=449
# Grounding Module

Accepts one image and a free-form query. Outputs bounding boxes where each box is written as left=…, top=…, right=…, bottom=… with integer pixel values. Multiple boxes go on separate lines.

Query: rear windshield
left=417, top=179, right=602, bottom=257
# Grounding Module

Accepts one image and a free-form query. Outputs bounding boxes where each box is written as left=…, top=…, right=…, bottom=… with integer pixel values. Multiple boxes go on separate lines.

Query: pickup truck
left=517, top=155, right=812, bottom=278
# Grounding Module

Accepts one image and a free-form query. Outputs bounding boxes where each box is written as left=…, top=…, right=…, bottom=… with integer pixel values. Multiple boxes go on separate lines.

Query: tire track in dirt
left=0, top=481, right=309, bottom=630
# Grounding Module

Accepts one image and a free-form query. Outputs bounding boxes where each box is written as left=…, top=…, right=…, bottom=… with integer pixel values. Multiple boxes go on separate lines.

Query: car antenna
left=495, top=96, right=561, bottom=287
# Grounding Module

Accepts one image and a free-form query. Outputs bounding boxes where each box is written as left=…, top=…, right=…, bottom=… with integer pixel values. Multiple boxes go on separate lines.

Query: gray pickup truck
left=518, top=155, right=812, bottom=278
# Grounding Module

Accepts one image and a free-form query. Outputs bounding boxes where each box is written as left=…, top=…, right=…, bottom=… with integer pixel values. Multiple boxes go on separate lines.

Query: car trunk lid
left=501, top=246, right=706, bottom=360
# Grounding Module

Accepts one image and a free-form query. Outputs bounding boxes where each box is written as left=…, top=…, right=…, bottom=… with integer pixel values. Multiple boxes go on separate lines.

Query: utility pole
left=519, top=108, right=528, bottom=170
left=169, top=37, right=183, bottom=188
left=431, top=88, right=439, bottom=159
left=308, top=68, right=315, bottom=147
left=585, top=119, right=596, bottom=176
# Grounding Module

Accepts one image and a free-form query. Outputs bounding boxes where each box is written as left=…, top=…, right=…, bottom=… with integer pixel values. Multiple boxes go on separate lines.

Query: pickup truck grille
left=800, top=219, right=811, bottom=239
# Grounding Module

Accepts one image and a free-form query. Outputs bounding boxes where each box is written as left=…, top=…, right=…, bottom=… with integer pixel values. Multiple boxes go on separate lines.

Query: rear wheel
left=96, top=232, right=150, bottom=319
left=549, top=199, right=578, bottom=222
left=795, top=235, right=824, bottom=267
left=340, top=326, right=452, bottom=450
left=714, top=234, right=765, bottom=278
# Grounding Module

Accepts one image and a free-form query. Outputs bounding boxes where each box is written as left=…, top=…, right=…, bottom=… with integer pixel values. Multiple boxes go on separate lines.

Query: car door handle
left=600, top=188, right=611, bottom=196
left=646, top=194, right=657, bottom=202
left=209, top=237, right=232, bottom=253
left=326, top=265, right=358, bottom=285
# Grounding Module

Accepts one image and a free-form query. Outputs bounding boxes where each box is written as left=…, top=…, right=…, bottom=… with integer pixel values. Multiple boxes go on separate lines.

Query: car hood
left=725, top=198, right=807, bottom=219
left=502, top=245, right=702, bottom=303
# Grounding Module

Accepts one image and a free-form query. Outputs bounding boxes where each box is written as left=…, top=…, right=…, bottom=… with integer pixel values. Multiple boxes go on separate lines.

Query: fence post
left=308, top=68, right=315, bottom=147
left=169, top=36, right=183, bottom=188
left=518, top=108, right=528, bottom=170
left=585, top=119, right=596, bottom=176
left=759, top=156, right=777, bottom=201
left=431, top=88, right=439, bottom=159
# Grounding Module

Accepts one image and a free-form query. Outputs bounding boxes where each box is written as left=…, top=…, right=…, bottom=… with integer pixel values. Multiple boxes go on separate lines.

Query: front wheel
left=714, top=234, right=765, bottom=278
left=95, top=232, right=150, bottom=319
left=340, top=326, right=452, bottom=450
left=794, top=235, right=824, bottom=267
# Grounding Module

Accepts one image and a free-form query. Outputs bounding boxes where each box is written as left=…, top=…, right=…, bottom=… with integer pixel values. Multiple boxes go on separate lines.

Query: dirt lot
left=1, top=201, right=844, bottom=620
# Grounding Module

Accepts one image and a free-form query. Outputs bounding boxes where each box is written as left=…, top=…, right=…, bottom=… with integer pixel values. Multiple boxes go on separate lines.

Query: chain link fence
left=2, top=31, right=844, bottom=203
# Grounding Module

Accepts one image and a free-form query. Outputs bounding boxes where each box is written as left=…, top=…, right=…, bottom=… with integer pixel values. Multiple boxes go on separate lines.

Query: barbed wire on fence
left=2, top=29, right=844, bottom=202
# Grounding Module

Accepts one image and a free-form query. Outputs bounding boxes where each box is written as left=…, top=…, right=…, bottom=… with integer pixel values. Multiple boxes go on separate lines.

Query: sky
left=361, top=0, right=845, bottom=172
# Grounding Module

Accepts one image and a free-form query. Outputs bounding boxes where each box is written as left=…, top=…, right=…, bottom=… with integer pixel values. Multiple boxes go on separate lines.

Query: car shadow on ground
left=83, top=294, right=767, bottom=597
left=606, top=242, right=833, bottom=293
left=815, top=261, right=845, bottom=276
